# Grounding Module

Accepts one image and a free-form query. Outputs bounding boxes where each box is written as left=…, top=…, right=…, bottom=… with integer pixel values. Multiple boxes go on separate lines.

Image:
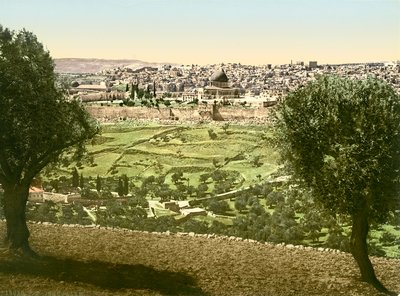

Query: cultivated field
left=0, top=222, right=399, bottom=296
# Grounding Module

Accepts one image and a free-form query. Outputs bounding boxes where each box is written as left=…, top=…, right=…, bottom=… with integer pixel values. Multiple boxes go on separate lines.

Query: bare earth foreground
left=0, top=222, right=399, bottom=296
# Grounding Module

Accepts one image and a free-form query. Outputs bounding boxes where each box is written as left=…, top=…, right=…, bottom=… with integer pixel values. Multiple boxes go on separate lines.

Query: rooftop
left=210, top=68, right=228, bottom=82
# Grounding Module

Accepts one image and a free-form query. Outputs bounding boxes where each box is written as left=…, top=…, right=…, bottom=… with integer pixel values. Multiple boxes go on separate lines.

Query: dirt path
left=0, top=222, right=399, bottom=296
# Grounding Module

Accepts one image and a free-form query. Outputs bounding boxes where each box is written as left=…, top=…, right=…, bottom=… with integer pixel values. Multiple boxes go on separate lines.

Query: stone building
left=201, top=68, right=239, bottom=100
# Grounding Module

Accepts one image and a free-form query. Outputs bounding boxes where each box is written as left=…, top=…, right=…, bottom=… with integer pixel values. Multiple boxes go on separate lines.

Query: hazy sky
left=0, top=0, right=399, bottom=65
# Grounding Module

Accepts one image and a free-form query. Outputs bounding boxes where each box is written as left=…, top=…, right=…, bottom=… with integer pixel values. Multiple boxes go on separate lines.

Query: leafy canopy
left=275, top=75, right=400, bottom=223
left=0, top=25, right=98, bottom=186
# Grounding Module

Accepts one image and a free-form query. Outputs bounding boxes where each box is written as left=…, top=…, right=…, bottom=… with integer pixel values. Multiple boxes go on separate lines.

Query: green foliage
left=171, top=170, right=184, bottom=185
left=222, top=123, right=230, bottom=134
left=266, top=190, right=284, bottom=207
left=117, top=178, right=124, bottom=197
left=208, top=199, right=231, bottom=214
left=234, top=195, right=248, bottom=212
left=122, top=174, right=129, bottom=195
left=182, top=219, right=209, bottom=234
left=197, top=183, right=208, bottom=193
left=208, top=129, right=218, bottom=140
left=325, top=225, right=350, bottom=252
left=379, top=231, right=400, bottom=247
left=81, top=187, right=99, bottom=199
left=79, top=173, right=84, bottom=188
left=275, top=75, right=400, bottom=223
left=96, top=175, right=102, bottom=192
left=127, top=196, right=148, bottom=208
left=72, top=168, right=79, bottom=188
left=301, top=210, right=324, bottom=242
left=0, top=25, right=98, bottom=189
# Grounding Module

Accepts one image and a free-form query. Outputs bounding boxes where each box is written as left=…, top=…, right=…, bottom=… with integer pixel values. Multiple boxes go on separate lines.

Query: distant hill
left=54, top=58, right=173, bottom=73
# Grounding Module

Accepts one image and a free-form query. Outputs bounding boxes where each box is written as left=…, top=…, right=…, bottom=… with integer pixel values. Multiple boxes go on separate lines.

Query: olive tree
left=275, top=75, right=399, bottom=295
left=0, top=26, right=98, bottom=256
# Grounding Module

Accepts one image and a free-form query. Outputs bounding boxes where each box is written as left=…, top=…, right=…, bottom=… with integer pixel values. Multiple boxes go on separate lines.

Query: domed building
left=210, top=68, right=229, bottom=88
left=202, top=68, right=239, bottom=100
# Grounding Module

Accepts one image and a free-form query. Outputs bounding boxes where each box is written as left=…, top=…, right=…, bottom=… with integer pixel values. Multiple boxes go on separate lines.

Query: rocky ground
left=0, top=222, right=399, bottom=296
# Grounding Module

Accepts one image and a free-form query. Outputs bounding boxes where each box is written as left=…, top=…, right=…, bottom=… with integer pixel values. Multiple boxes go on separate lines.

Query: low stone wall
left=19, top=219, right=350, bottom=255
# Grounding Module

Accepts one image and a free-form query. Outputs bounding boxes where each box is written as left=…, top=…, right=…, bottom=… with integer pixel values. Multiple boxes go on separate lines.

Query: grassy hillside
left=36, top=121, right=399, bottom=259
left=81, top=122, right=278, bottom=188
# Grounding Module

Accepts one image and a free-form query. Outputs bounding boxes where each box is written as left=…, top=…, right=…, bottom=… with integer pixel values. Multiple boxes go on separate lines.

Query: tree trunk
left=350, top=201, right=396, bottom=295
left=2, top=183, right=36, bottom=256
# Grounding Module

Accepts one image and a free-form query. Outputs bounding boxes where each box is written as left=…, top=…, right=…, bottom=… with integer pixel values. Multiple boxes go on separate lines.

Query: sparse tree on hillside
left=122, top=174, right=129, bottom=195
left=275, top=75, right=400, bottom=295
left=222, top=123, right=230, bottom=134
left=199, top=173, right=210, bottom=184
left=79, top=173, right=84, bottom=188
left=130, top=83, right=136, bottom=100
left=208, top=199, right=231, bottom=215
left=117, top=178, right=124, bottom=197
left=0, top=25, right=98, bottom=256
left=72, top=167, right=79, bottom=188
left=234, top=195, right=247, bottom=213
left=96, top=175, right=102, bottom=192
left=196, top=183, right=208, bottom=198
left=137, top=88, right=145, bottom=99
left=171, top=170, right=184, bottom=185
left=208, top=128, right=218, bottom=140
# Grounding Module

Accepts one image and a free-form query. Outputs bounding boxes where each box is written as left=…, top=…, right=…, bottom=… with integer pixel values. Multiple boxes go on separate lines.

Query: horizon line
left=54, top=57, right=400, bottom=66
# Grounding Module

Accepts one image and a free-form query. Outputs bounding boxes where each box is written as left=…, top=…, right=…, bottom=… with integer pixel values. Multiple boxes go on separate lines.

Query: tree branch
left=22, top=136, right=90, bottom=186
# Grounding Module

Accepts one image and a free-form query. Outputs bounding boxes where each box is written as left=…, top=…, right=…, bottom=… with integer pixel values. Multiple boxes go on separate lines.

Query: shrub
left=208, top=129, right=217, bottom=140
left=182, top=219, right=209, bottom=234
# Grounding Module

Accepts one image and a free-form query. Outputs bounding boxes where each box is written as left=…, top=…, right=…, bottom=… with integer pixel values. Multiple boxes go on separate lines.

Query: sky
left=0, top=0, right=399, bottom=65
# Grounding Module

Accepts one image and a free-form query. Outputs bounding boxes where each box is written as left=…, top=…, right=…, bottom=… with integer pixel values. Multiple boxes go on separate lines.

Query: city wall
left=86, top=105, right=271, bottom=123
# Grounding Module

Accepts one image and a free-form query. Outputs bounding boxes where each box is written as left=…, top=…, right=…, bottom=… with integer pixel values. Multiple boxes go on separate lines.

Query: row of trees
left=1, top=188, right=395, bottom=258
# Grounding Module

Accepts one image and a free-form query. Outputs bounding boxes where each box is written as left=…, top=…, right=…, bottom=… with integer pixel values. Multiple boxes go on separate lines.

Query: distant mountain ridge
left=54, top=58, right=172, bottom=73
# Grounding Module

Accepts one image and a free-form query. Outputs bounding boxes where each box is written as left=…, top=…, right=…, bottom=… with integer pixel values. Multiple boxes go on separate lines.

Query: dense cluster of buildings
left=71, top=61, right=400, bottom=106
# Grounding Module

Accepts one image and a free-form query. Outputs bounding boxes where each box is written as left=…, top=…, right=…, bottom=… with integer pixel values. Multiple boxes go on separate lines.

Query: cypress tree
left=79, top=173, right=84, bottom=188
left=117, top=178, right=124, bottom=197
left=123, top=174, right=129, bottom=195
left=72, top=168, right=79, bottom=188
left=96, top=175, right=102, bottom=192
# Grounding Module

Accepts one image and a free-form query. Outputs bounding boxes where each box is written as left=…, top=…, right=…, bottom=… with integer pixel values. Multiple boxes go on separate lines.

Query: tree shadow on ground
left=0, top=255, right=207, bottom=296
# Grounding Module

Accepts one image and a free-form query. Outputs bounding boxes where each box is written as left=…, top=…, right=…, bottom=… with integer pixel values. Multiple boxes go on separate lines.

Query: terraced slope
left=81, top=123, right=278, bottom=188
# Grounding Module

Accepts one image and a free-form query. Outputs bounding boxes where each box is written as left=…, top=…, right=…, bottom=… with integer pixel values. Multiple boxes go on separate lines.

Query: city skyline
left=0, top=0, right=399, bottom=65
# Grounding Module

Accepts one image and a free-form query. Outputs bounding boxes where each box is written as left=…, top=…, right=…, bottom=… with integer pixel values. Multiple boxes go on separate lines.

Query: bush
left=81, top=187, right=100, bottom=199
left=208, top=129, right=217, bottom=140
left=234, top=195, right=247, bottom=212
left=379, top=231, right=399, bottom=246
left=208, top=199, right=231, bottom=214
left=182, top=219, right=209, bottom=234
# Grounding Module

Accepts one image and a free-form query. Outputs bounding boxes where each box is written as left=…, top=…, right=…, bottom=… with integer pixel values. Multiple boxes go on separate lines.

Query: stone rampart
left=86, top=105, right=271, bottom=123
